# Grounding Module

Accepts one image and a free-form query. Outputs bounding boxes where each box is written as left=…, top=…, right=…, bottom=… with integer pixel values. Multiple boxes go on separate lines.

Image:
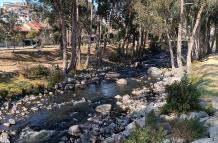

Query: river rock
left=209, top=125, right=218, bottom=138
left=95, top=104, right=112, bottom=115
left=19, top=129, right=55, bottom=143
left=135, top=117, right=146, bottom=128
left=205, top=117, right=218, bottom=126
left=105, top=72, right=120, bottom=80
left=189, top=111, right=208, bottom=119
left=116, top=79, right=128, bottom=85
left=69, top=125, right=81, bottom=137
left=3, top=123, right=10, bottom=127
left=114, top=95, right=122, bottom=100
left=8, top=119, right=15, bottom=125
left=179, top=114, right=188, bottom=120
left=212, top=97, right=218, bottom=110
left=31, top=107, right=38, bottom=111
left=0, top=132, right=10, bottom=143
left=147, top=67, right=162, bottom=79
left=192, top=138, right=214, bottom=143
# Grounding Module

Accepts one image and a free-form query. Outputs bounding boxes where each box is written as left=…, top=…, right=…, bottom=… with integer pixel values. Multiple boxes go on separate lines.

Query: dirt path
left=192, top=54, right=218, bottom=97
left=0, top=45, right=116, bottom=73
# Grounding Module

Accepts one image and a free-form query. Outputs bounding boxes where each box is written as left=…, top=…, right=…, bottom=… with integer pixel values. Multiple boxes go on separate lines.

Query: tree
left=85, top=0, right=94, bottom=67
left=177, top=0, right=184, bottom=70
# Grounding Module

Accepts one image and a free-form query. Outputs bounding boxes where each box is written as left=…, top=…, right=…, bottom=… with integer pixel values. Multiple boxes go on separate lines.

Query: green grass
left=0, top=74, right=48, bottom=99
left=171, top=119, right=206, bottom=142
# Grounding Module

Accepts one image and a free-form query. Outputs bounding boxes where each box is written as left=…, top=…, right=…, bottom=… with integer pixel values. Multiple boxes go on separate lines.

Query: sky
left=0, top=0, right=24, bottom=7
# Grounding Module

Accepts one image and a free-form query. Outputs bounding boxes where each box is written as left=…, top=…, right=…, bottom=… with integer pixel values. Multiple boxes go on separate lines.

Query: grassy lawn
left=191, top=55, right=218, bottom=97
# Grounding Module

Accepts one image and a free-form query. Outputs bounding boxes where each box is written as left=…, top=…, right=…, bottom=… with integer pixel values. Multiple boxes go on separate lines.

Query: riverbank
left=192, top=54, right=218, bottom=97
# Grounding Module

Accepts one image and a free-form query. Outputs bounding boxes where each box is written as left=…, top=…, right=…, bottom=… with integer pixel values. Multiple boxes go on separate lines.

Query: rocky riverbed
left=0, top=52, right=187, bottom=143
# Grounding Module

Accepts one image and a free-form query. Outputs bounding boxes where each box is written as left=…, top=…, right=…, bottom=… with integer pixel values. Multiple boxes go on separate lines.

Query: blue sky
left=0, top=0, right=24, bottom=7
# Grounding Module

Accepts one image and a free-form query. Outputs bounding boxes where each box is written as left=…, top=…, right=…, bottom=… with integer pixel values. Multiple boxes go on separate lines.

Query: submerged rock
left=95, top=104, right=112, bottom=115
left=116, top=79, right=128, bottom=85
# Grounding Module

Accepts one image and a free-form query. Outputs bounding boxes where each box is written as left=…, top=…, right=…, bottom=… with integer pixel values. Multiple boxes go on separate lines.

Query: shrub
left=125, top=127, right=164, bottom=143
left=21, top=65, right=50, bottom=79
left=162, top=78, right=201, bottom=114
left=0, top=90, right=8, bottom=100
left=125, top=112, right=164, bottom=143
left=47, top=66, right=64, bottom=88
left=172, top=119, right=206, bottom=142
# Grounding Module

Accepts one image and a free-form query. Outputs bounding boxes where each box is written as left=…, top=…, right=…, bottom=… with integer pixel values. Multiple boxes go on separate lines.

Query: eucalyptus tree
left=0, top=11, right=19, bottom=49
left=85, top=0, right=94, bottom=67
left=184, top=0, right=218, bottom=72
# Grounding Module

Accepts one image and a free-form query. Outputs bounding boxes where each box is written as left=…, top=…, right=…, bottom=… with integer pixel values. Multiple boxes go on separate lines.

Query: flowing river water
left=0, top=52, right=171, bottom=143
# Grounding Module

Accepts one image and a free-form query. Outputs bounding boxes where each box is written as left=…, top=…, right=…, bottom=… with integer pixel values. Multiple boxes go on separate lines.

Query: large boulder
left=95, top=104, right=112, bottom=115
left=147, top=67, right=163, bottom=79
left=116, top=79, right=128, bottom=85
left=209, top=125, right=218, bottom=138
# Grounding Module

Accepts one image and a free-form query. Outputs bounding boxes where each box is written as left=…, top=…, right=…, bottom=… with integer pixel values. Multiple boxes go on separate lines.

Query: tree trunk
left=216, top=23, right=218, bottom=53
left=138, top=25, right=142, bottom=54
left=165, top=20, right=175, bottom=69
left=205, top=17, right=211, bottom=55
left=60, top=16, right=68, bottom=74
left=186, top=5, right=204, bottom=73
left=67, top=0, right=78, bottom=73
left=177, top=0, right=184, bottom=69
left=85, top=0, right=93, bottom=67
left=76, top=5, right=81, bottom=67
left=96, top=17, right=102, bottom=66
left=59, top=34, right=63, bottom=59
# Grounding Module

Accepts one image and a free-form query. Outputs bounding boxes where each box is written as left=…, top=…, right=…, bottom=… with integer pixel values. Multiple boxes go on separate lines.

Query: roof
left=18, top=21, right=49, bottom=32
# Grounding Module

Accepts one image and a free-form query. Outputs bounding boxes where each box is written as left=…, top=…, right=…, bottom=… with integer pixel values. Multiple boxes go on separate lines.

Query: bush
left=125, top=127, right=164, bottom=143
left=47, top=66, right=64, bottom=88
left=21, top=65, right=50, bottom=79
left=0, top=90, right=9, bottom=100
left=162, top=78, right=201, bottom=114
left=172, top=119, right=206, bottom=142
left=125, top=112, right=164, bottom=143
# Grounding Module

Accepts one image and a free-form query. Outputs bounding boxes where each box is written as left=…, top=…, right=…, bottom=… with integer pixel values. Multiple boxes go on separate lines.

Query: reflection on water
left=12, top=78, right=142, bottom=142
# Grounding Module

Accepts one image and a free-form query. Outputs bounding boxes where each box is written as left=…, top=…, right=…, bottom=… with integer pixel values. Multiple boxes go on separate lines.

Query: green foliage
left=125, top=127, right=164, bottom=143
left=125, top=112, right=164, bottom=143
left=203, top=104, right=215, bottom=116
left=172, top=119, right=206, bottom=142
left=47, top=66, right=64, bottom=88
left=0, top=90, right=9, bottom=100
left=21, top=65, right=50, bottom=79
left=162, top=78, right=201, bottom=114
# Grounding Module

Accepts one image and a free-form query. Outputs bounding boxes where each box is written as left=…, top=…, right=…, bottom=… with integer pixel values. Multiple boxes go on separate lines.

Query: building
left=2, top=2, right=34, bottom=24
left=18, top=21, right=48, bottom=32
